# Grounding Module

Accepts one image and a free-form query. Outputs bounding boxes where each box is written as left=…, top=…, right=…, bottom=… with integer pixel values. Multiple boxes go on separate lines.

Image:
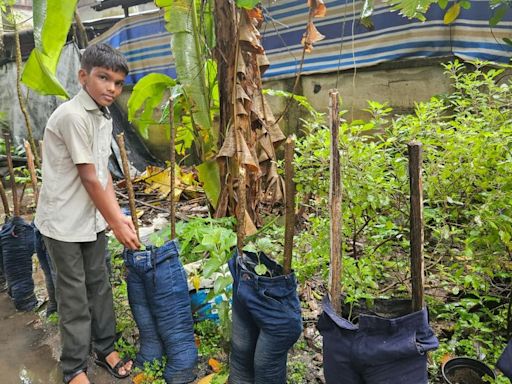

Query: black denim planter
left=317, top=297, right=439, bottom=384
left=228, top=250, right=303, bottom=384
left=497, top=339, right=512, bottom=379
left=0, top=216, right=37, bottom=311
left=33, top=224, right=57, bottom=316
left=124, top=239, right=197, bottom=384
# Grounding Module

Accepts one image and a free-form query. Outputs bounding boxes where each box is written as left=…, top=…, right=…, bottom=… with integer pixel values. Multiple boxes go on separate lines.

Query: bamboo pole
left=283, top=136, right=296, bottom=275
left=328, top=90, right=343, bottom=315
left=4, top=133, right=20, bottom=217
left=169, top=97, right=176, bottom=240
left=408, top=141, right=425, bottom=312
left=23, top=140, right=39, bottom=205
left=116, top=133, right=139, bottom=239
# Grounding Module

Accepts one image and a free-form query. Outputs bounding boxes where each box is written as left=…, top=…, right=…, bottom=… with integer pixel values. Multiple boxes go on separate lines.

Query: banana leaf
left=21, top=0, right=78, bottom=98
left=156, top=0, right=216, bottom=159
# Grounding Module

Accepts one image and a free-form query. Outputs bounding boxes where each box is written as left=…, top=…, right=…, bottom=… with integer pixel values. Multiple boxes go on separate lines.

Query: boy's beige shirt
left=35, top=89, right=112, bottom=242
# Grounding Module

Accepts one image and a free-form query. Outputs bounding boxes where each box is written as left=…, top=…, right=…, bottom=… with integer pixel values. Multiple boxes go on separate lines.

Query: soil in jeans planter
left=445, top=367, right=485, bottom=384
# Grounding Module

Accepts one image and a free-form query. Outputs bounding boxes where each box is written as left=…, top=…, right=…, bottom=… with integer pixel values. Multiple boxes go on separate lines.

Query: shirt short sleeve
left=58, top=113, right=95, bottom=164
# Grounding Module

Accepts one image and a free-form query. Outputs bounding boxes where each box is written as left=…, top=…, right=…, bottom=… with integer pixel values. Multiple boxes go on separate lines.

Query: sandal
left=94, top=351, right=132, bottom=379
left=63, top=368, right=91, bottom=384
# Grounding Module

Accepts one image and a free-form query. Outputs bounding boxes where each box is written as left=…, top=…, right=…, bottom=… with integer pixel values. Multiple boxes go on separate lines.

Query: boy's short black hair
left=81, top=43, right=129, bottom=75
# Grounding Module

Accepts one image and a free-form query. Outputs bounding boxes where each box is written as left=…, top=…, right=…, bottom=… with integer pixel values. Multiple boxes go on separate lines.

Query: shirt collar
left=77, top=88, right=112, bottom=119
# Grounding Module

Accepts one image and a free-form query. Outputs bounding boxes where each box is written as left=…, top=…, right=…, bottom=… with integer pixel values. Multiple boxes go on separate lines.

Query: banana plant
left=21, top=0, right=78, bottom=98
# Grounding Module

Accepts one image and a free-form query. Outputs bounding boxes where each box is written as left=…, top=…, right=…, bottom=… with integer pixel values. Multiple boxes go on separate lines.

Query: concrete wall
left=263, top=58, right=454, bottom=136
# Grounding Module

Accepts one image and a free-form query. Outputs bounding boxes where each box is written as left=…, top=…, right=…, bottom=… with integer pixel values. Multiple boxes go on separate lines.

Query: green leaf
left=361, top=0, right=374, bottom=18
left=444, top=3, right=461, bottom=24
left=503, top=37, right=512, bottom=46
left=438, top=0, right=449, bottom=9
left=21, top=0, right=79, bottom=97
left=255, top=264, right=268, bottom=276
left=127, top=73, right=176, bottom=138
left=490, top=5, right=507, bottom=27
left=213, top=275, right=232, bottom=294
left=235, top=0, right=260, bottom=9
left=459, top=0, right=471, bottom=10
left=197, top=159, right=221, bottom=208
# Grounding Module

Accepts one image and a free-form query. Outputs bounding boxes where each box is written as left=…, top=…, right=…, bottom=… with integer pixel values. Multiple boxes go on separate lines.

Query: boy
left=35, top=43, right=140, bottom=384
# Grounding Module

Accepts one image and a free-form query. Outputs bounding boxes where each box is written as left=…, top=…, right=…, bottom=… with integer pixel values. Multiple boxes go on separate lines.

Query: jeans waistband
left=229, top=250, right=297, bottom=289
left=124, top=239, right=180, bottom=268
left=322, top=297, right=430, bottom=332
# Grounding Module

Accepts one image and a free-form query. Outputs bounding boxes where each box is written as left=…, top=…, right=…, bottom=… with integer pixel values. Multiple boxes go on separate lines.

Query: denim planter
left=0, top=216, right=37, bottom=311
left=497, top=339, right=512, bottom=379
left=317, top=297, right=439, bottom=384
left=228, top=251, right=303, bottom=384
left=33, top=224, right=58, bottom=316
left=124, top=239, right=197, bottom=384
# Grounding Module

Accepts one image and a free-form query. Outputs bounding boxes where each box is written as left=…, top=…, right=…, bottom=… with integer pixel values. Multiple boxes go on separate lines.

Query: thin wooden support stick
left=408, top=141, right=425, bottom=312
left=4, top=133, right=20, bottom=217
left=0, top=177, right=10, bottom=218
left=116, top=133, right=139, bottom=239
left=169, top=96, right=176, bottom=240
left=283, top=135, right=296, bottom=275
left=24, top=140, right=39, bottom=205
left=237, top=165, right=246, bottom=254
left=328, top=90, right=343, bottom=315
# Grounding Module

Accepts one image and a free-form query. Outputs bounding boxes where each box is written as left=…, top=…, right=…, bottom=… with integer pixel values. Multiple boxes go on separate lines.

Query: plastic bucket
left=442, top=357, right=495, bottom=384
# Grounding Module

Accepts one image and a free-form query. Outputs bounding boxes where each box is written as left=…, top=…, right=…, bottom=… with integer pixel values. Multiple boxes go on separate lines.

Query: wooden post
left=4, top=133, right=20, bottom=217
left=328, top=90, right=343, bottom=314
left=408, top=141, right=425, bottom=312
left=24, top=140, right=39, bottom=205
left=283, top=136, right=296, bottom=275
left=169, top=97, right=177, bottom=240
left=0, top=178, right=10, bottom=218
left=237, top=165, right=246, bottom=254
left=116, top=133, right=139, bottom=239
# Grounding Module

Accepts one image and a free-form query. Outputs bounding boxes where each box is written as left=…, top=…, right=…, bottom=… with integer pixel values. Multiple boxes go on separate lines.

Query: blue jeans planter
left=497, top=339, right=512, bottom=378
left=124, top=239, right=198, bottom=384
left=317, top=297, right=439, bottom=384
left=33, top=224, right=58, bottom=316
left=228, top=251, right=303, bottom=384
left=0, top=216, right=37, bottom=311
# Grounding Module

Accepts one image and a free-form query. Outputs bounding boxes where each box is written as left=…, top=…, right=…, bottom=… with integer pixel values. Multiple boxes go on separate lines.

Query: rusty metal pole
left=408, top=141, right=425, bottom=312
left=328, top=90, right=343, bottom=314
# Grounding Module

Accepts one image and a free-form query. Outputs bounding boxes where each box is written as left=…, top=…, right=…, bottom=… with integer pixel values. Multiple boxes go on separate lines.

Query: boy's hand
left=111, top=215, right=140, bottom=250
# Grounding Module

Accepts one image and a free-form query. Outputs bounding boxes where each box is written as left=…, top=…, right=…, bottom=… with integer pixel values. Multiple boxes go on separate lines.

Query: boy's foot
left=65, top=371, right=90, bottom=384
left=95, top=351, right=132, bottom=378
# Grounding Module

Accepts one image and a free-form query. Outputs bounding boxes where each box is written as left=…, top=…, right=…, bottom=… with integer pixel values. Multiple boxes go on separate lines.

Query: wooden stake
left=283, top=136, right=296, bottom=275
left=116, top=133, right=139, bottom=239
left=24, top=140, right=39, bottom=205
left=4, top=133, right=20, bottom=217
left=408, top=141, right=425, bottom=312
left=237, top=165, right=246, bottom=254
left=328, top=90, right=343, bottom=315
left=169, top=97, right=176, bottom=240
left=0, top=177, right=10, bottom=218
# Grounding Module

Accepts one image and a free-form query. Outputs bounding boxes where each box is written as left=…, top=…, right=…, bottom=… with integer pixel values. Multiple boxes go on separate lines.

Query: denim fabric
left=317, top=297, right=439, bottom=384
left=0, top=230, right=5, bottom=290
left=228, top=251, right=303, bottom=384
left=33, top=224, right=57, bottom=316
left=497, top=339, right=512, bottom=378
left=124, top=239, right=197, bottom=384
left=0, top=216, right=37, bottom=311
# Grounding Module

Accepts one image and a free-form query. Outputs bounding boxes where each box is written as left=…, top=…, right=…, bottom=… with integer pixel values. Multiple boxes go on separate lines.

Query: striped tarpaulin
left=91, top=0, right=512, bottom=85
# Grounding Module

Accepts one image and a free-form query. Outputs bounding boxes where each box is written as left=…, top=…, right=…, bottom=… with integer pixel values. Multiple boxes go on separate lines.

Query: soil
left=445, top=367, right=485, bottom=384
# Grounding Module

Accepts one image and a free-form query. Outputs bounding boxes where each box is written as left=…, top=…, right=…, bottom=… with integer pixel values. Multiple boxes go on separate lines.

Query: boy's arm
left=77, top=163, right=140, bottom=250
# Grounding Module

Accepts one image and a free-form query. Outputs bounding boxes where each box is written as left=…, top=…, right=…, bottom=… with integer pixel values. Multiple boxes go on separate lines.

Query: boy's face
left=78, top=66, right=126, bottom=107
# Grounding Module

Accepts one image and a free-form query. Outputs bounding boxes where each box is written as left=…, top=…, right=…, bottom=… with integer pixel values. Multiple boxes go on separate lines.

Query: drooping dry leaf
left=239, top=10, right=264, bottom=53
left=301, top=21, right=326, bottom=52
left=197, top=373, right=215, bottom=384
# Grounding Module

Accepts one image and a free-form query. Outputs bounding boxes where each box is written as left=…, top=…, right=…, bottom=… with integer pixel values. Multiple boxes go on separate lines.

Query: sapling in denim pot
left=228, top=137, right=303, bottom=384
